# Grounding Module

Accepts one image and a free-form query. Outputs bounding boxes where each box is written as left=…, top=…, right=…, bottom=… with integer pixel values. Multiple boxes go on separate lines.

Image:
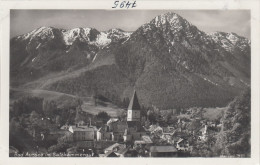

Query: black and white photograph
left=7, top=8, right=253, bottom=158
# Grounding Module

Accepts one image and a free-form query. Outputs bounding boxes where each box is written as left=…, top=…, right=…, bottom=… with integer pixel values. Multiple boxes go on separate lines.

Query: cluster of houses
left=47, top=90, right=216, bottom=157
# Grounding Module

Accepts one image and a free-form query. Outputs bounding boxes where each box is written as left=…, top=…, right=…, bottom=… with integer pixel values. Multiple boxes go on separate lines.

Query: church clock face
left=133, top=110, right=140, bottom=118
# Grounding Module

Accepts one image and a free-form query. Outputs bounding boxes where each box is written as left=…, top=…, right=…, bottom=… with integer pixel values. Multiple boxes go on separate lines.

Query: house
left=123, top=122, right=147, bottom=142
left=161, top=134, right=175, bottom=144
left=104, top=143, right=126, bottom=153
left=134, top=135, right=153, bottom=153
left=108, top=120, right=128, bottom=141
left=115, top=146, right=132, bottom=157
left=58, top=131, right=73, bottom=143
left=60, top=125, right=69, bottom=130
left=134, top=135, right=153, bottom=145
left=102, top=151, right=118, bottom=157
left=160, top=126, right=176, bottom=143
left=46, top=129, right=69, bottom=141
left=149, top=125, right=163, bottom=135
left=97, top=120, right=128, bottom=141
left=103, top=144, right=135, bottom=157
left=176, top=138, right=189, bottom=151
left=149, top=146, right=178, bottom=157
left=107, top=118, right=119, bottom=125
left=69, top=124, right=95, bottom=141
left=198, top=125, right=208, bottom=141
left=97, top=126, right=113, bottom=141
left=162, top=126, right=175, bottom=135
left=97, top=91, right=148, bottom=143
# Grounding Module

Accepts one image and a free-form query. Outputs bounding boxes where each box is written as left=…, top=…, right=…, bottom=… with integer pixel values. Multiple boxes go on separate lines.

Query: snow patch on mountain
left=30, top=27, right=55, bottom=40
left=62, top=28, right=91, bottom=45
left=203, top=77, right=219, bottom=86
left=92, top=53, right=98, bottom=62
left=93, top=32, right=111, bottom=47
left=36, top=43, right=41, bottom=49
left=31, top=57, right=36, bottom=62
left=154, top=13, right=180, bottom=28
left=240, top=79, right=250, bottom=87
left=207, top=32, right=250, bottom=53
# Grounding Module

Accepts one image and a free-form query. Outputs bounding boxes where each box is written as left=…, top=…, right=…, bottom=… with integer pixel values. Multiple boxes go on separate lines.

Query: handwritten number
left=126, top=1, right=131, bottom=9
left=132, top=1, right=137, bottom=8
left=112, top=1, right=136, bottom=8
left=120, top=1, right=125, bottom=8
left=112, top=1, right=119, bottom=8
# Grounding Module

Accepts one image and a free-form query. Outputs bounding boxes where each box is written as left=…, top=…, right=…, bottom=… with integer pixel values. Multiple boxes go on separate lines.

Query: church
left=97, top=90, right=147, bottom=142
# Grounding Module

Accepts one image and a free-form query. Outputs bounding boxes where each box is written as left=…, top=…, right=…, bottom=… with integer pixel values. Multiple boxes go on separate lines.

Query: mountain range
left=10, top=12, right=251, bottom=109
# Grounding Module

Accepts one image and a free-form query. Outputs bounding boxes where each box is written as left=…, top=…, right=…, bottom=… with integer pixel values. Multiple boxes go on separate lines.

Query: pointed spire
left=128, top=90, right=141, bottom=110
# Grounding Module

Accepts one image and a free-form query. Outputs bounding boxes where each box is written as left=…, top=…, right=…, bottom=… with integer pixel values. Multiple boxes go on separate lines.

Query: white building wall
left=127, top=110, right=140, bottom=121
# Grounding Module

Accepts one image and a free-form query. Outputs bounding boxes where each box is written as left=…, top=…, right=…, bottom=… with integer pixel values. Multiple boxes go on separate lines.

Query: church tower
left=127, top=90, right=141, bottom=121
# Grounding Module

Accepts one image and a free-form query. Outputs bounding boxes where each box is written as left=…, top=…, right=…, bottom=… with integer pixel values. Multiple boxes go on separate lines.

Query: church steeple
left=128, top=90, right=141, bottom=110
left=127, top=90, right=141, bottom=121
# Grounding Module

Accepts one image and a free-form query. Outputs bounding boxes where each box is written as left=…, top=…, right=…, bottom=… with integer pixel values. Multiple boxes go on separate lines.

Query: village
left=8, top=9, right=252, bottom=159
left=10, top=90, right=223, bottom=157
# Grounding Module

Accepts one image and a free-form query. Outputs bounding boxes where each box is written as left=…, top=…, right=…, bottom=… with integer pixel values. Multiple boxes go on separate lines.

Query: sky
left=10, top=10, right=250, bottom=39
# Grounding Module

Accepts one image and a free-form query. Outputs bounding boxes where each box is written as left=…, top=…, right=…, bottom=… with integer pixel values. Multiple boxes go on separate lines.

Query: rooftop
left=49, top=129, right=70, bottom=135
left=162, top=126, right=175, bottom=134
left=177, top=138, right=184, bottom=144
left=104, top=143, right=125, bottom=152
left=116, top=146, right=131, bottom=155
left=150, top=146, right=177, bottom=153
left=107, top=118, right=119, bottom=125
left=103, top=151, right=118, bottom=157
left=141, top=135, right=153, bottom=143
left=70, top=125, right=95, bottom=132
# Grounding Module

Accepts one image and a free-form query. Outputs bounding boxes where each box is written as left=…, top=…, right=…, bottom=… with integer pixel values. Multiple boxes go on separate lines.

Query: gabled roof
left=128, top=90, right=141, bottom=110
left=103, top=151, right=118, bottom=157
left=70, top=125, right=95, bottom=132
left=177, top=138, right=184, bottom=144
left=104, top=143, right=125, bottom=152
left=127, top=121, right=139, bottom=128
left=150, top=146, right=177, bottom=153
left=107, top=118, right=119, bottom=125
left=97, top=127, right=105, bottom=133
left=142, top=135, right=153, bottom=143
left=135, top=135, right=153, bottom=144
left=149, top=125, right=163, bottom=133
left=162, top=126, right=175, bottom=133
left=116, top=146, right=131, bottom=155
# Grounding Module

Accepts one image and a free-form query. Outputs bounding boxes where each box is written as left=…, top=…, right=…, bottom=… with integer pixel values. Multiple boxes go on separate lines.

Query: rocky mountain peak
left=207, top=31, right=250, bottom=53
left=15, top=26, right=56, bottom=41
left=152, top=12, right=184, bottom=26
left=149, top=12, right=195, bottom=32
left=10, top=12, right=251, bottom=110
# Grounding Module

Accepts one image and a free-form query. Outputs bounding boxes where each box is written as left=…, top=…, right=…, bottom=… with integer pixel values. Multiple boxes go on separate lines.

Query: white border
left=0, top=1, right=259, bottom=165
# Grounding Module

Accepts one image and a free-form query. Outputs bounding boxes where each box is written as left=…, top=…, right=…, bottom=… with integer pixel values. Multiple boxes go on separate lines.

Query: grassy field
left=82, top=101, right=123, bottom=117
left=203, top=107, right=227, bottom=121
left=10, top=87, right=225, bottom=119
left=10, top=88, right=123, bottom=117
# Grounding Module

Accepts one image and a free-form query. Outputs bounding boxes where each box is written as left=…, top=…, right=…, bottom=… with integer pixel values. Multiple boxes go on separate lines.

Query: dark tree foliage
left=214, top=89, right=251, bottom=157
left=43, top=100, right=57, bottom=117
left=48, top=142, right=70, bottom=153
left=9, top=118, right=37, bottom=152
left=96, top=111, right=110, bottom=124
left=11, top=96, right=44, bottom=117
